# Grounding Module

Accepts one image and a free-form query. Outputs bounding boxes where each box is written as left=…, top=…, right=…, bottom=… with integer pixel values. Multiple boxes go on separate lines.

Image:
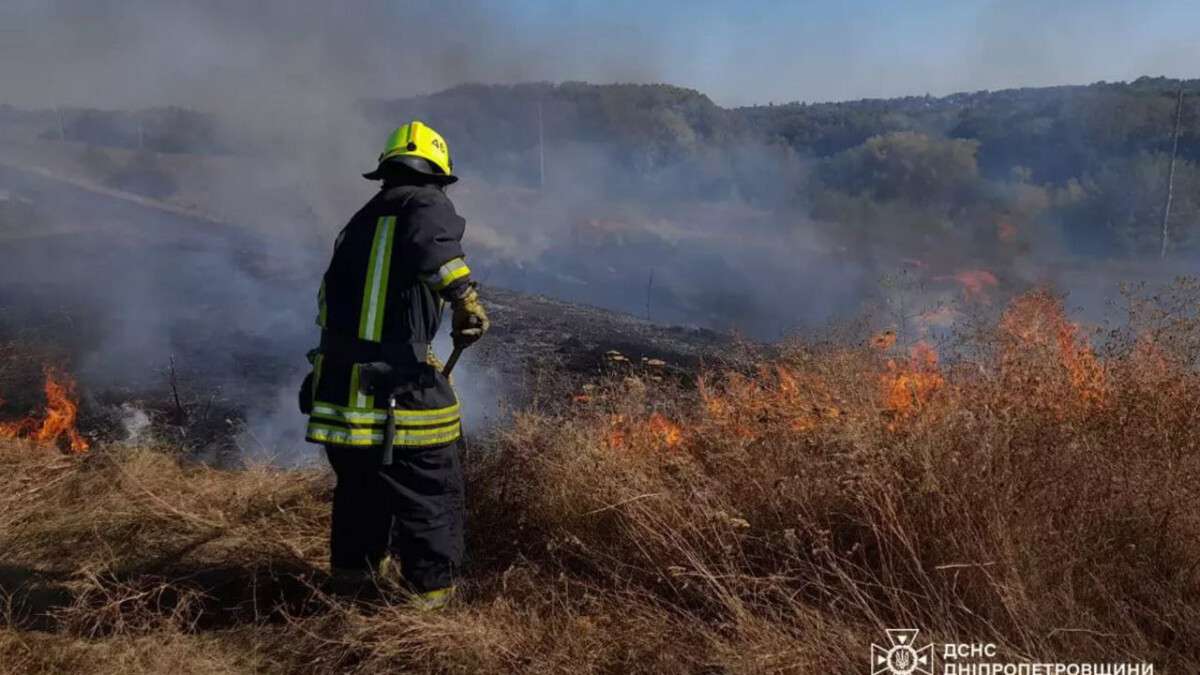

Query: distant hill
left=5, top=77, right=1200, bottom=258
left=366, top=77, right=1200, bottom=185
left=12, top=77, right=1198, bottom=185
left=363, top=78, right=1200, bottom=257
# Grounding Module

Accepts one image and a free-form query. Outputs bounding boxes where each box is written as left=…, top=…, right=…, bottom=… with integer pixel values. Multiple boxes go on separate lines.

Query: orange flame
left=605, top=414, right=628, bottom=449
left=606, top=412, right=685, bottom=451
left=881, top=341, right=944, bottom=427
left=998, top=290, right=1109, bottom=411
left=0, top=367, right=89, bottom=453
left=698, top=361, right=846, bottom=440
left=647, top=412, right=683, bottom=448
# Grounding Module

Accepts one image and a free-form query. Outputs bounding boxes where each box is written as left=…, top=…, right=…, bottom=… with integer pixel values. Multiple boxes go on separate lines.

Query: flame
left=698, top=362, right=845, bottom=440
left=998, top=290, right=1109, bottom=410
left=606, top=412, right=685, bottom=451
left=603, top=414, right=625, bottom=449
left=881, top=341, right=944, bottom=427
left=0, top=367, right=89, bottom=453
left=591, top=290, right=1140, bottom=449
left=647, top=412, right=683, bottom=448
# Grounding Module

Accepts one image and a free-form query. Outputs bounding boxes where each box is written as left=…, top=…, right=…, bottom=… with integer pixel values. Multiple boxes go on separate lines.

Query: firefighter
left=299, top=120, right=489, bottom=610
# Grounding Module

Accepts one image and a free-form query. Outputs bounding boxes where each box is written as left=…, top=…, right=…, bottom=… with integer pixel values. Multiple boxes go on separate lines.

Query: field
left=1, top=286, right=1199, bottom=674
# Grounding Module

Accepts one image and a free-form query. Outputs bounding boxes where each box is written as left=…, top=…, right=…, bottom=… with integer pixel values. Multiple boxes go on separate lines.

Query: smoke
left=0, top=2, right=1197, bottom=463
left=0, top=0, right=671, bottom=238
left=0, top=1, right=665, bottom=111
left=119, top=402, right=152, bottom=444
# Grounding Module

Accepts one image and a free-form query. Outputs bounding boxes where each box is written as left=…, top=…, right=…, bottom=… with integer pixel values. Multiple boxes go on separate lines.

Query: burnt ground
left=0, top=163, right=739, bottom=460
left=474, top=285, right=735, bottom=391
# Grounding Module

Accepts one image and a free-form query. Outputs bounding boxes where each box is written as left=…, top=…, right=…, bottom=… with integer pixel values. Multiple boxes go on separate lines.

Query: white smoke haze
left=119, top=402, right=153, bottom=444
left=0, top=1, right=670, bottom=109
left=0, top=1, right=1197, bottom=461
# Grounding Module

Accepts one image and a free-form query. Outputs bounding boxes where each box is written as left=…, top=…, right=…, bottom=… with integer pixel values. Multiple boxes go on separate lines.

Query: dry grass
left=2, top=286, right=1200, bottom=673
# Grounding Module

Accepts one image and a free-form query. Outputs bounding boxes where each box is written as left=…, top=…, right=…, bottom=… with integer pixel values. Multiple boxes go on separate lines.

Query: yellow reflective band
left=307, top=435, right=376, bottom=447
left=308, top=423, right=382, bottom=437
left=349, top=363, right=373, bottom=411
left=311, top=401, right=460, bottom=422
left=391, top=423, right=461, bottom=437
left=394, top=403, right=460, bottom=419
left=309, top=408, right=461, bottom=428
left=307, top=422, right=460, bottom=447
left=310, top=409, right=462, bottom=430
left=394, top=413, right=462, bottom=427
left=420, top=257, right=471, bottom=291
left=306, top=423, right=384, bottom=446
left=309, top=398, right=458, bottom=429
left=358, top=216, right=395, bottom=342
left=310, top=405, right=388, bottom=425
left=392, top=425, right=461, bottom=446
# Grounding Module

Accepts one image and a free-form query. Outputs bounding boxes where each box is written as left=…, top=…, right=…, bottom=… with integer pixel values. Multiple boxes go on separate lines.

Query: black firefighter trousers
left=324, top=440, right=465, bottom=592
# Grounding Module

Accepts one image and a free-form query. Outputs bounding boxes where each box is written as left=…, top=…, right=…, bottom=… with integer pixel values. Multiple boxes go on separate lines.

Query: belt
left=318, top=332, right=441, bottom=467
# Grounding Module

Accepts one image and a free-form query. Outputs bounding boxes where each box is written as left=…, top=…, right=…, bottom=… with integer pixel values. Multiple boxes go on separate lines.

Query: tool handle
left=443, top=346, right=465, bottom=376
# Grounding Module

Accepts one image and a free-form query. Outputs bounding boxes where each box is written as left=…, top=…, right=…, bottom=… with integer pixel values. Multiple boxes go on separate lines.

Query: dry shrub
left=464, top=286, right=1200, bottom=671
left=0, top=627, right=266, bottom=675
left=0, top=440, right=331, bottom=652
left=0, top=444, right=329, bottom=572
left=1, top=285, right=1199, bottom=673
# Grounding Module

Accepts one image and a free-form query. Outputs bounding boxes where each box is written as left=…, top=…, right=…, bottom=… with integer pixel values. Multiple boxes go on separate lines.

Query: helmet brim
left=362, top=156, right=458, bottom=184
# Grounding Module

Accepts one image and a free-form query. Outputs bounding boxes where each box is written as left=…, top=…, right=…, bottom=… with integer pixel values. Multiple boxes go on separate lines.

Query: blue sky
left=491, top=0, right=1200, bottom=105
left=2, top=0, right=1199, bottom=109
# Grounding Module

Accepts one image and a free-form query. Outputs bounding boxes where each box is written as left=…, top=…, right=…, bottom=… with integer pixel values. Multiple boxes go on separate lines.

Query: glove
left=450, top=284, right=489, bottom=349
left=425, top=346, right=446, bottom=373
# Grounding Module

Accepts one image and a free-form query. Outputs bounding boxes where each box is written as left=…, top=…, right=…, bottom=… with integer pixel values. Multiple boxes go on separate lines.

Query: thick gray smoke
left=0, top=1, right=751, bottom=463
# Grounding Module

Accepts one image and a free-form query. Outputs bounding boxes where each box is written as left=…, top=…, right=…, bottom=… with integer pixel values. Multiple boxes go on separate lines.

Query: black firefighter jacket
left=304, top=183, right=472, bottom=449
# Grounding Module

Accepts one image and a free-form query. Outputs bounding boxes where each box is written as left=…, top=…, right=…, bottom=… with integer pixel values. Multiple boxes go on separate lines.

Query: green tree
left=817, top=131, right=980, bottom=207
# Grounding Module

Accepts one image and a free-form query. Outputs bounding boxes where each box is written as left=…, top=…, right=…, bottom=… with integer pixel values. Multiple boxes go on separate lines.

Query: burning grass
left=0, top=366, right=90, bottom=452
left=2, top=286, right=1200, bottom=673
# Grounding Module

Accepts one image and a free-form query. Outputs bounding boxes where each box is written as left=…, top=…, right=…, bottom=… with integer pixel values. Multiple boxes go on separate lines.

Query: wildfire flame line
left=0, top=367, right=90, bottom=453
left=596, top=290, right=1117, bottom=452
left=606, top=412, right=685, bottom=451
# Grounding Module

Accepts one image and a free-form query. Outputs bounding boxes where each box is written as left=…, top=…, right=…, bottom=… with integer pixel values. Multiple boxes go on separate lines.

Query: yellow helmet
left=363, top=120, right=457, bottom=183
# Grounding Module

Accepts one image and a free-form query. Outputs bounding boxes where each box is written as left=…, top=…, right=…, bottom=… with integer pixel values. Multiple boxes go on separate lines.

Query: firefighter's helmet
left=363, top=120, right=457, bottom=184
